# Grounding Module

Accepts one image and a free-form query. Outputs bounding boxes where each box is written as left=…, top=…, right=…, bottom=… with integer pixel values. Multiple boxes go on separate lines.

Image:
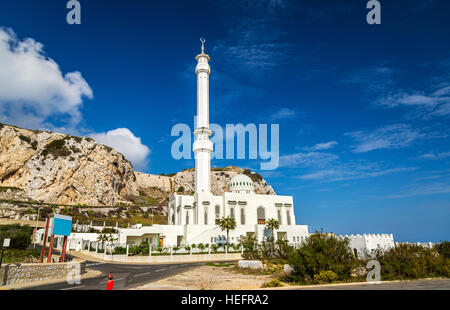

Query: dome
left=228, top=174, right=255, bottom=192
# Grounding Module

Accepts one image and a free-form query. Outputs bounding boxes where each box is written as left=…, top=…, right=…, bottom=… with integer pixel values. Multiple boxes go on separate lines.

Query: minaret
left=193, top=38, right=213, bottom=193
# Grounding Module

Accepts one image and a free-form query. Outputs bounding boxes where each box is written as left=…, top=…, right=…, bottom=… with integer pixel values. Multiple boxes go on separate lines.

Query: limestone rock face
left=0, top=124, right=138, bottom=205
left=136, top=166, right=276, bottom=196
left=0, top=123, right=276, bottom=208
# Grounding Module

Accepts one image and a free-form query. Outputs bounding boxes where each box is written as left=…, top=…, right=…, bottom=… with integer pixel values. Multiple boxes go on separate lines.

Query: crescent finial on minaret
left=200, top=37, right=206, bottom=53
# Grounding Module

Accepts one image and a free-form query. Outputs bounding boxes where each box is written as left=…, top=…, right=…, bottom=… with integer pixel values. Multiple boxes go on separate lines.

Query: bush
left=241, top=236, right=295, bottom=261
left=373, top=244, right=450, bottom=280
left=240, top=235, right=259, bottom=260
left=313, top=270, right=338, bottom=284
left=128, top=241, right=149, bottom=256
left=42, top=139, right=71, bottom=158
left=262, top=279, right=283, bottom=288
left=0, top=224, right=33, bottom=249
left=101, top=227, right=117, bottom=234
left=211, top=244, right=219, bottom=253
left=436, top=241, right=450, bottom=259
left=287, top=233, right=357, bottom=283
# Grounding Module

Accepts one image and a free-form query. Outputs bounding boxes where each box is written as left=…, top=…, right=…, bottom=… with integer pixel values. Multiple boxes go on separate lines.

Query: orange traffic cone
left=106, top=273, right=114, bottom=290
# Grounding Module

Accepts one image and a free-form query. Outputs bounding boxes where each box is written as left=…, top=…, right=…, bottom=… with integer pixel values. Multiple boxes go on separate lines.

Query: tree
left=218, top=216, right=236, bottom=248
left=198, top=243, right=206, bottom=254
left=97, top=234, right=108, bottom=250
left=266, top=218, right=280, bottom=244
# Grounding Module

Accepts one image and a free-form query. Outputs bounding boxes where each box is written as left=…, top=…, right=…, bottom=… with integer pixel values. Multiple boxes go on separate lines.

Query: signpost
left=40, top=214, right=72, bottom=263
left=0, top=238, right=11, bottom=269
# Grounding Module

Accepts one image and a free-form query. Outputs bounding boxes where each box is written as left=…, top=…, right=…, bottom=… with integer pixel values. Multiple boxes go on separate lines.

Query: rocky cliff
left=0, top=123, right=275, bottom=209
left=136, top=166, right=276, bottom=198
left=0, top=123, right=138, bottom=205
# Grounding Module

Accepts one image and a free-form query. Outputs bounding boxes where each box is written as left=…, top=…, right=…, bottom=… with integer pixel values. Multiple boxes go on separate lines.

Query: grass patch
left=2, top=248, right=40, bottom=263
left=0, top=186, right=23, bottom=192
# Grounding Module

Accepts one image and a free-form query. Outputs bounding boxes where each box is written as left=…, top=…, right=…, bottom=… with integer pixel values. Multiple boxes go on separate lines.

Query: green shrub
left=19, top=135, right=31, bottom=144
left=240, top=236, right=294, bottom=261
left=42, top=139, right=71, bottom=158
left=262, top=279, right=283, bottom=288
left=128, top=241, right=149, bottom=256
left=0, top=224, right=33, bottom=249
left=287, top=233, right=357, bottom=284
left=436, top=241, right=450, bottom=259
left=211, top=244, right=219, bottom=253
left=114, top=246, right=127, bottom=255
left=373, top=244, right=450, bottom=280
left=101, top=227, right=117, bottom=234
left=313, top=270, right=338, bottom=284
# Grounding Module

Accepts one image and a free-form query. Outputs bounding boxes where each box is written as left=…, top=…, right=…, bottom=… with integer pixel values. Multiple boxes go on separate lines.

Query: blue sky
left=0, top=0, right=449, bottom=242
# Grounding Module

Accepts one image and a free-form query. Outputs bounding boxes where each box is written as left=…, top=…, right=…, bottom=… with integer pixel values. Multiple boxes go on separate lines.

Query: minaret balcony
left=193, top=139, right=213, bottom=152
left=195, top=62, right=210, bottom=75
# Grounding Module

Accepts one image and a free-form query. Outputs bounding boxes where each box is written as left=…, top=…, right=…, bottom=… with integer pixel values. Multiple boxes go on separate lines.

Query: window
left=204, top=207, right=208, bottom=225
left=286, top=210, right=291, bottom=225
left=215, top=205, right=221, bottom=224
left=257, top=206, right=265, bottom=225
left=240, top=208, right=245, bottom=225
left=230, top=207, right=235, bottom=219
left=215, top=205, right=220, bottom=216
left=277, top=209, right=282, bottom=224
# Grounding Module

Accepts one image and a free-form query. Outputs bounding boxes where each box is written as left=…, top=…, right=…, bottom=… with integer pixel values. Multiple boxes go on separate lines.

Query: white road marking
left=155, top=268, right=166, bottom=272
left=135, top=272, right=151, bottom=277
left=60, top=285, right=85, bottom=290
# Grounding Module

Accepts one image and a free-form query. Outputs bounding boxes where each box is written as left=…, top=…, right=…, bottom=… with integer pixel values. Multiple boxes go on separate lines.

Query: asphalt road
left=25, top=260, right=204, bottom=290
left=26, top=244, right=204, bottom=290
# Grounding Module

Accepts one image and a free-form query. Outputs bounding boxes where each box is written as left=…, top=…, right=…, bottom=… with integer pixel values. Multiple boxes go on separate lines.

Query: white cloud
left=308, top=141, right=338, bottom=151
left=90, top=128, right=151, bottom=170
left=299, top=165, right=417, bottom=182
left=0, top=27, right=93, bottom=129
left=386, top=181, right=450, bottom=199
left=270, top=108, right=297, bottom=121
left=375, top=85, right=450, bottom=118
left=345, top=124, right=423, bottom=153
left=279, top=151, right=338, bottom=168
left=417, top=151, right=450, bottom=160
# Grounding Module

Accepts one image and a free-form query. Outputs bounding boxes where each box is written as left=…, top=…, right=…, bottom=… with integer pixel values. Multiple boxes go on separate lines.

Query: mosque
left=35, top=40, right=396, bottom=255
left=116, top=39, right=309, bottom=248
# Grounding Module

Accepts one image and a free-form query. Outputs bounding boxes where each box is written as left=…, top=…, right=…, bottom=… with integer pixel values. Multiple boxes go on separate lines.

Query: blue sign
left=52, top=214, right=72, bottom=236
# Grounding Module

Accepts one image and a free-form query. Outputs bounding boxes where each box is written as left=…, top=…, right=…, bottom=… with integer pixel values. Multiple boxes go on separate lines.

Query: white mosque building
left=116, top=40, right=309, bottom=248
left=36, top=40, right=395, bottom=255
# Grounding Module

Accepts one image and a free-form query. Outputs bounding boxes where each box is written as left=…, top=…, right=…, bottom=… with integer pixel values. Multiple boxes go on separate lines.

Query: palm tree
left=218, top=216, right=236, bottom=248
left=97, top=233, right=108, bottom=251
left=266, top=218, right=280, bottom=246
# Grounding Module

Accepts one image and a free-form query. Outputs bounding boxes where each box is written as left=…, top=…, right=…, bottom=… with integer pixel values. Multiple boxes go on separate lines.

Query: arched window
left=186, top=211, right=189, bottom=225
left=240, top=208, right=245, bottom=225
left=230, top=207, right=235, bottom=219
left=257, top=206, right=266, bottom=225
left=204, top=207, right=208, bottom=225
